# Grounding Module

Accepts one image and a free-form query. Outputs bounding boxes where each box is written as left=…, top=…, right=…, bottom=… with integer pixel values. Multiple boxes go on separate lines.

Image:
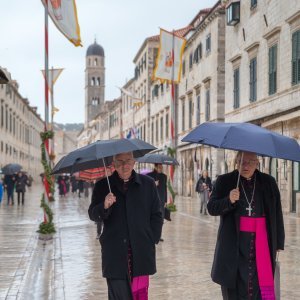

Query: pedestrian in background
left=147, top=163, right=167, bottom=241
left=88, top=151, right=163, bottom=300
left=15, top=172, right=28, bottom=205
left=207, top=151, right=285, bottom=299
left=0, top=178, right=3, bottom=204
left=195, top=170, right=212, bottom=215
left=3, top=174, right=15, bottom=205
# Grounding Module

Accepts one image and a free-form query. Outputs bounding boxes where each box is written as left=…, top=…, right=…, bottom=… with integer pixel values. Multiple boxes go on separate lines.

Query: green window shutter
left=273, top=45, right=277, bottom=93
left=297, top=31, right=300, bottom=83
left=292, top=31, right=298, bottom=85
left=269, top=46, right=277, bottom=95
left=253, top=58, right=257, bottom=101
left=269, top=47, right=273, bottom=94
left=249, top=58, right=256, bottom=102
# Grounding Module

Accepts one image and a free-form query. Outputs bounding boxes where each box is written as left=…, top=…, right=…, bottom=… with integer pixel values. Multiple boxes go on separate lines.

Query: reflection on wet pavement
left=0, top=184, right=300, bottom=299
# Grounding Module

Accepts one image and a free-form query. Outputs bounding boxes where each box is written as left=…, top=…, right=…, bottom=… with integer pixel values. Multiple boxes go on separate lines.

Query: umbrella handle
left=102, top=157, right=112, bottom=193
left=236, top=152, right=244, bottom=189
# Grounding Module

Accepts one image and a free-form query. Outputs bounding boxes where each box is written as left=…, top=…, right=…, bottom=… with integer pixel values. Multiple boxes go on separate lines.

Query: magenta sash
left=240, top=216, right=275, bottom=300
left=131, top=275, right=149, bottom=300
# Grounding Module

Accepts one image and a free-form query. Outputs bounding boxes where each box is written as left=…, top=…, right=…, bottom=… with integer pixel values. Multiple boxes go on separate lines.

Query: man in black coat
left=88, top=151, right=163, bottom=300
left=207, top=151, right=285, bottom=299
left=147, top=163, right=168, bottom=240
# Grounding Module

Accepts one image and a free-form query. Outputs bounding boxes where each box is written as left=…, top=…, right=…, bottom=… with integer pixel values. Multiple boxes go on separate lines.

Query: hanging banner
left=153, top=28, right=186, bottom=83
left=42, top=68, right=64, bottom=94
left=41, top=0, right=82, bottom=46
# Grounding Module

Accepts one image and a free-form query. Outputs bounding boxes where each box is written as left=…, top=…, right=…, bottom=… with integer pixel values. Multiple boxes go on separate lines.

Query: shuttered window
left=269, top=44, right=277, bottom=95
left=233, top=68, right=240, bottom=109
left=249, top=57, right=257, bottom=102
left=205, top=90, right=210, bottom=121
left=292, top=30, right=300, bottom=85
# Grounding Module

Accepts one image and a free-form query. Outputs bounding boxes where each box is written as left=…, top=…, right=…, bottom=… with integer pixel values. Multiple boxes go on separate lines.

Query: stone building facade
left=77, top=1, right=300, bottom=214
left=178, top=3, right=226, bottom=197
left=224, top=0, right=300, bottom=213
left=0, top=72, right=44, bottom=180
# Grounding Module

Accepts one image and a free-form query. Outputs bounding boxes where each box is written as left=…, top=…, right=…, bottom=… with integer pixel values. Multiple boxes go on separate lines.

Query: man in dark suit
left=147, top=164, right=168, bottom=241
left=88, top=152, right=163, bottom=300
left=207, top=151, right=285, bottom=299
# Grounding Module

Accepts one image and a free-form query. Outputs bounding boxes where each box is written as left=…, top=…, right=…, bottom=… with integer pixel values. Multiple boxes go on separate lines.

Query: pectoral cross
left=246, top=205, right=252, bottom=216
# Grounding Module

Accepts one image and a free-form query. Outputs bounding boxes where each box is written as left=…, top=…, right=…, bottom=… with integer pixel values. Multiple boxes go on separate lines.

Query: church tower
left=85, top=40, right=105, bottom=126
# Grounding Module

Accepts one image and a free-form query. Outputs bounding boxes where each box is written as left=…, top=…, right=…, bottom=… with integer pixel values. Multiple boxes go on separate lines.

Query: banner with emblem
left=153, top=28, right=186, bottom=83
left=41, top=0, right=82, bottom=46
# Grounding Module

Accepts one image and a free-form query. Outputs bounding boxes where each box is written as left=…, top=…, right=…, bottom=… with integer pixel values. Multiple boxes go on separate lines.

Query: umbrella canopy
left=77, top=166, right=115, bottom=181
left=2, top=163, right=22, bottom=175
left=182, top=122, right=300, bottom=162
left=136, top=153, right=179, bottom=165
left=52, top=138, right=156, bottom=175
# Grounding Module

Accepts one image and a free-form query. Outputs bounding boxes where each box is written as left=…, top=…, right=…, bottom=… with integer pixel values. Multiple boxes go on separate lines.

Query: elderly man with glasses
left=88, top=151, right=163, bottom=300
left=207, top=151, right=285, bottom=300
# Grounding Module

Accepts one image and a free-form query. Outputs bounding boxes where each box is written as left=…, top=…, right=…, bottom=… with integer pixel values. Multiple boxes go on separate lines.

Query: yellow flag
left=153, top=28, right=186, bottom=83
left=41, top=0, right=82, bottom=46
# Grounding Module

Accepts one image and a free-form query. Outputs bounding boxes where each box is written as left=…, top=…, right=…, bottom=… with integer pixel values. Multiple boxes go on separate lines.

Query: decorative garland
left=37, top=194, right=56, bottom=234
left=40, top=131, right=55, bottom=201
left=167, top=146, right=177, bottom=212
left=37, top=130, right=56, bottom=235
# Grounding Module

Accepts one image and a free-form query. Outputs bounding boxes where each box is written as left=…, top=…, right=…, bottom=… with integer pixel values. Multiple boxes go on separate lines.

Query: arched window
left=97, top=77, right=100, bottom=86
left=91, top=77, right=95, bottom=86
left=94, top=58, right=98, bottom=66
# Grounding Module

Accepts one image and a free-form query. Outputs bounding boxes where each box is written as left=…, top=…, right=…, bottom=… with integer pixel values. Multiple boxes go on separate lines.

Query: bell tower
left=85, top=40, right=105, bottom=126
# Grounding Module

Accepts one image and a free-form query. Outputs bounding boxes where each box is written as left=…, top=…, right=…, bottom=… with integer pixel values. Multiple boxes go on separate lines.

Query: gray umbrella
left=135, top=153, right=179, bottom=165
left=2, top=163, right=22, bottom=175
left=52, top=139, right=156, bottom=192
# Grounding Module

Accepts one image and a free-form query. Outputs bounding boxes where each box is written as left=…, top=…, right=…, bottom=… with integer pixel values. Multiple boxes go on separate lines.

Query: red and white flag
left=41, top=0, right=82, bottom=46
left=153, top=28, right=186, bottom=83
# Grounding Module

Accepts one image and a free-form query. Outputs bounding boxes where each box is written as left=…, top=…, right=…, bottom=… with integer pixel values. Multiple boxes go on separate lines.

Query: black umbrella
left=136, top=153, right=179, bottom=165
left=52, top=139, right=156, bottom=192
left=2, top=163, right=22, bottom=175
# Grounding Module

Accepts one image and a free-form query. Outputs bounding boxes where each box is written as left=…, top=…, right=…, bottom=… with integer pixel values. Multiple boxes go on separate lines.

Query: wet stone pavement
left=0, top=183, right=300, bottom=299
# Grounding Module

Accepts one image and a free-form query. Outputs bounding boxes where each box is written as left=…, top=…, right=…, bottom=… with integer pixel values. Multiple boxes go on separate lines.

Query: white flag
left=41, top=0, right=82, bottom=46
left=42, top=68, right=64, bottom=94
left=153, top=28, right=186, bottom=83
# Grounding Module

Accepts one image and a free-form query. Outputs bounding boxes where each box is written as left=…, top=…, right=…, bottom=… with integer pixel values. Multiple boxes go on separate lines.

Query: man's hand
left=104, top=193, right=116, bottom=209
left=229, top=188, right=240, bottom=204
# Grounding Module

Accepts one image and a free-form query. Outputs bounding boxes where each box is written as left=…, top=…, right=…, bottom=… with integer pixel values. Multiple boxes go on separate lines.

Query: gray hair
left=113, top=152, right=134, bottom=162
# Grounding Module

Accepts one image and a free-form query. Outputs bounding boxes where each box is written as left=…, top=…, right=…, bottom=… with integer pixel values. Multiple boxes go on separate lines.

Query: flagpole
left=169, top=30, right=176, bottom=203
left=50, top=66, right=54, bottom=166
left=43, top=0, right=50, bottom=222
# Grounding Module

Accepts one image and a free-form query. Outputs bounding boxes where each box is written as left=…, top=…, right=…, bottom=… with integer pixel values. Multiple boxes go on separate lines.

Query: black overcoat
left=147, top=170, right=167, bottom=204
left=88, top=170, right=163, bottom=279
left=207, top=169, right=285, bottom=289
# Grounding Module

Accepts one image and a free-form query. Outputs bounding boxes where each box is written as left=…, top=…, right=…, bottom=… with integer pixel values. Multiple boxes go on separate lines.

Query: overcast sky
left=0, top=0, right=216, bottom=124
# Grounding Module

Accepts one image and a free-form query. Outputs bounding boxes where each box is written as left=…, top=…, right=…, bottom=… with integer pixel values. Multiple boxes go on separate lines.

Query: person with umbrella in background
left=207, top=151, right=285, bottom=299
left=88, top=151, right=163, bottom=300
left=15, top=171, right=29, bottom=205
left=147, top=163, right=167, bottom=242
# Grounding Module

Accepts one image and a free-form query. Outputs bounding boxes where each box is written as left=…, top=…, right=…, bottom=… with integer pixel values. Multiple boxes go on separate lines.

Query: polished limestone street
left=0, top=183, right=300, bottom=299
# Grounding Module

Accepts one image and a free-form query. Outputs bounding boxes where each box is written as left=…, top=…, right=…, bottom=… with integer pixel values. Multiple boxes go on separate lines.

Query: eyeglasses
left=114, top=159, right=135, bottom=167
left=237, top=159, right=258, bottom=166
